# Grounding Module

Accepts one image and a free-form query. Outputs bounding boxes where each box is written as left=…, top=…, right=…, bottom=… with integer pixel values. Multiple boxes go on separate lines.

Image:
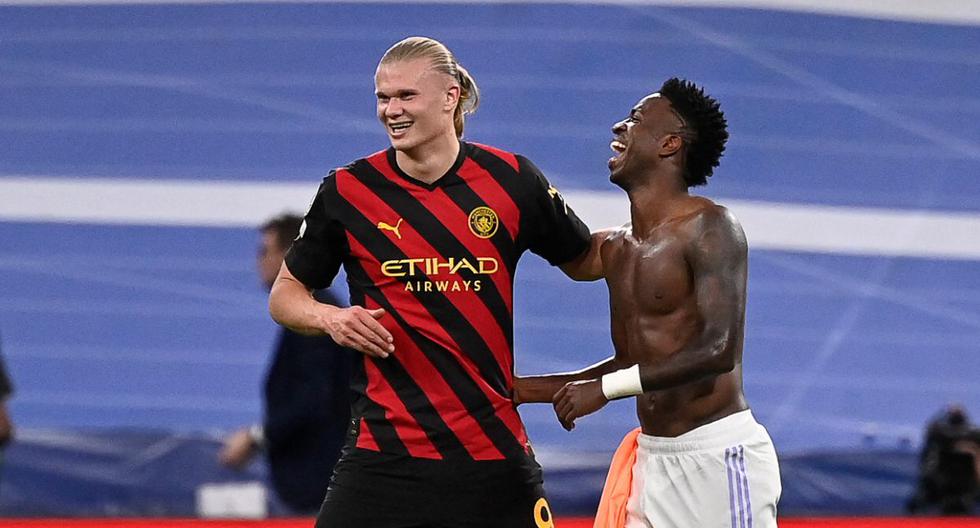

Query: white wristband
left=601, top=365, right=643, bottom=400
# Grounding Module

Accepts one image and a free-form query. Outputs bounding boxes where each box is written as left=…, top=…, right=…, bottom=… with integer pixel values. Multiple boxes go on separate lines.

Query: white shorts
left=625, top=410, right=781, bottom=528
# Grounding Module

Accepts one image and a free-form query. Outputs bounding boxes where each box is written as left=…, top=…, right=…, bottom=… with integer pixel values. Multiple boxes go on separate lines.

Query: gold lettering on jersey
left=468, top=206, right=499, bottom=238
left=547, top=185, right=569, bottom=215
left=404, top=280, right=482, bottom=293
left=381, top=257, right=498, bottom=278
left=381, top=256, right=497, bottom=292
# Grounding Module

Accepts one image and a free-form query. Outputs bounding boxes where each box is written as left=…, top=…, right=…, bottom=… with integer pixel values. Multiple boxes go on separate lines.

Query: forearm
left=518, top=357, right=620, bottom=403
left=268, top=276, right=337, bottom=336
left=638, top=335, right=735, bottom=392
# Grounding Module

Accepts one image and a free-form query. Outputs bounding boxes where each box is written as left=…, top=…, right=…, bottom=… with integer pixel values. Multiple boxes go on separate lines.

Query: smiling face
left=375, top=58, right=460, bottom=153
left=608, top=93, right=686, bottom=189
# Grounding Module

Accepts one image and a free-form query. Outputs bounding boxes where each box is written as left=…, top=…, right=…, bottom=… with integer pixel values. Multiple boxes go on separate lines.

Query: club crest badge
left=468, top=206, right=498, bottom=239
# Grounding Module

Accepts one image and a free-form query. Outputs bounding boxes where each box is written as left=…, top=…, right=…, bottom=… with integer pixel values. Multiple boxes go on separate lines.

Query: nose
left=612, top=118, right=628, bottom=135
left=385, top=99, right=403, bottom=119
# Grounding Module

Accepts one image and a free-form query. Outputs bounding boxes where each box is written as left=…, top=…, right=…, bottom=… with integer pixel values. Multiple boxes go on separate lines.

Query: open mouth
left=389, top=122, right=413, bottom=135
left=608, top=139, right=627, bottom=168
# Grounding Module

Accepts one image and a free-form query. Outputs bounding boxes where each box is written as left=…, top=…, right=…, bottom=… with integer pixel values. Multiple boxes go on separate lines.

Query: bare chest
left=602, top=234, right=691, bottom=315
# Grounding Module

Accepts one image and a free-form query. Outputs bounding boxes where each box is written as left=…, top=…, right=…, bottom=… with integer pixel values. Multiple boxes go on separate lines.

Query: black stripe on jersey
left=357, top=390, right=410, bottom=455
left=347, top=161, right=511, bottom=398
left=375, top=351, right=471, bottom=459
left=346, top=286, right=370, bottom=423
left=467, top=145, right=534, bottom=253
left=346, top=288, right=408, bottom=456
left=345, top=260, right=526, bottom=459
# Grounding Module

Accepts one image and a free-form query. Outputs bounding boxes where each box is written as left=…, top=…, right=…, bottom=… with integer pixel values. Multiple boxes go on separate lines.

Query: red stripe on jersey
left=364, top=297, right=504, bottom=460
left=338, top=170, right=515, bottom=390
left=345, top=235, right=527, bottom=449
left=457, top=158, right=521, bottom=243
left=364, top=358, right=442, bottom=459
left=469, top=142, right=519, bottom=172
left=355, top=417, right=380, bottom=452
left=366, top=154, right=514, bottom=314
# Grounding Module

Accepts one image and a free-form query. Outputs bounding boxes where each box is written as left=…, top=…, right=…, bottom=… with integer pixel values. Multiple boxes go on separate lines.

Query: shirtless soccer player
left=516, top=78, right=781, bottom=528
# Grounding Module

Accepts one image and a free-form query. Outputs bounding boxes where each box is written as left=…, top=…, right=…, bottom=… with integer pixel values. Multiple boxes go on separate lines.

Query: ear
left=660, top=134, right=684, bottom=157
left=445, top=84, right=461, bottom=112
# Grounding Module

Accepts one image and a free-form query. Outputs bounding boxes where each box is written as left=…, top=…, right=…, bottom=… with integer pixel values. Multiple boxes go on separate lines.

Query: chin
left=608, top=165, right=627, bottom=188
left=389, top=136, right=412, bottom=151
left=390, top=132, right=431, bottom=153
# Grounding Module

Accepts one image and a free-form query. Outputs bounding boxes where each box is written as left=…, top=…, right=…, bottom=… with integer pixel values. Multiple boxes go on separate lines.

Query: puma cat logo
left=377, top=218, right=404, bottom=239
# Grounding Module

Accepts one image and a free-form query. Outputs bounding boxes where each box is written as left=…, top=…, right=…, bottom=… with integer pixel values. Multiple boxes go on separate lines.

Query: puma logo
left=377, top=218, right=404, bottom=239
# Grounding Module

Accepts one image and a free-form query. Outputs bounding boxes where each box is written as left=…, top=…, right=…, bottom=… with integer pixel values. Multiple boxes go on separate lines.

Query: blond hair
left=380, top=36, right=480, bottom=138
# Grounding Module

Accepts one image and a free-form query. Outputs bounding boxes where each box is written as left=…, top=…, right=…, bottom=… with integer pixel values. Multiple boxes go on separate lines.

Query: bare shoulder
left=597, top=223, right=631, bottom=261
left=681, top=199, right=747, bottom=258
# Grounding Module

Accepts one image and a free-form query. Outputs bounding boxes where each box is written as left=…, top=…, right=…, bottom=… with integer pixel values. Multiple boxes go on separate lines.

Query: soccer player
left=268, top=36, right=593, bottom=527
left=515, top=79, right=781, bottom=527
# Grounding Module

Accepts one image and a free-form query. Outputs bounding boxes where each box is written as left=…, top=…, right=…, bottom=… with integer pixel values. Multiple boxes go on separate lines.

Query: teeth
left=390, top=122, right=412, bottom=131
left=610, top=141, right=627, bottom=153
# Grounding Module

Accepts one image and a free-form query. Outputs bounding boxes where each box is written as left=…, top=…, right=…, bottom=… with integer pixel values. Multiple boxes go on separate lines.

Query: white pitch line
left=3, top=176, right=980, bottom=260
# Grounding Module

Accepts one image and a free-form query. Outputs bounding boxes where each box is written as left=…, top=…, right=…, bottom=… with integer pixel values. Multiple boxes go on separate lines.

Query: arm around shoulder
left=559, top=227, right=620, bottom=281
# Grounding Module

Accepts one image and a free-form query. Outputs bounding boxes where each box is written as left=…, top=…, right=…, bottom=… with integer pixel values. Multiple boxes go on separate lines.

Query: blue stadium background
left=0, top=1, right=978, bottom=516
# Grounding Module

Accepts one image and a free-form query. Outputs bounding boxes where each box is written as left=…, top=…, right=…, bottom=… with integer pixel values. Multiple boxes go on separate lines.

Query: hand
left=552, top=379, right=608, bottom=431
left=219, top=428, right=259, bottom=470
left=323, top=306, right=395, bottom=358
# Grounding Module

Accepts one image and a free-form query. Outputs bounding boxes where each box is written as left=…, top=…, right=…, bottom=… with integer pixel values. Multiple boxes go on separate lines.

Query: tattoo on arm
left=638, top=208, right=747, bottom=390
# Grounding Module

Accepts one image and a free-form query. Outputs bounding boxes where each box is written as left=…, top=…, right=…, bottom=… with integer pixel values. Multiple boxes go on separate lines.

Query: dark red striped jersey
left=285, top=142, right=590, bottom=461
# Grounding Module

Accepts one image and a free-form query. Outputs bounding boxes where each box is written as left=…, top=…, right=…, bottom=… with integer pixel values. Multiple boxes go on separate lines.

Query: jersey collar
left=385, top=141, right=467, bottom=191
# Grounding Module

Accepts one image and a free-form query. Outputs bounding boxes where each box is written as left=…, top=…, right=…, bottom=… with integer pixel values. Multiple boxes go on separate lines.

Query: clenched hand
left=552, top=379, right=608, bottom=431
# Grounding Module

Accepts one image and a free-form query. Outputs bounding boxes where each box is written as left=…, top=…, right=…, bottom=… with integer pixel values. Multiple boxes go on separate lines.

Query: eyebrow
left=376, top=89, right=420, bottom=98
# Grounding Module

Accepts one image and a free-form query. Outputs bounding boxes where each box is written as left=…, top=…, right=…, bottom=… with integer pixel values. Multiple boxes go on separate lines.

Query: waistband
left=636, top=409, right=762, bottom=454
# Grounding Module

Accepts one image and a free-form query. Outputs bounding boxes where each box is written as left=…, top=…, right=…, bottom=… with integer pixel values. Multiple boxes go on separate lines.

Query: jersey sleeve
left=517, top=155, right=591, bottom=266
left=284, top=174, right=348, bottom=290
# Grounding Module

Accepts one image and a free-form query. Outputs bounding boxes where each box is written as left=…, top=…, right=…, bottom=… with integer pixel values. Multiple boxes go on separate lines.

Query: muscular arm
left=269, top=263, right=394, bottom=358
left=637, top=207, right=746, bottom=391
left=559, top=228, right=618, bottom=281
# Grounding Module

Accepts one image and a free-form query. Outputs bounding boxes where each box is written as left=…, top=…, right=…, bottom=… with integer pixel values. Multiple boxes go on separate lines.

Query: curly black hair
left=657, top=78, right=728, bottom=187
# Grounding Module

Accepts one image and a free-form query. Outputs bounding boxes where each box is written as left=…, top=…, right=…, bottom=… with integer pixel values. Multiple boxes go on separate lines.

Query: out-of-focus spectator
left=219, top=213, right=352, bottom=515
left=906, top=404, right=979, bottom=515
left=0, top=333, right=14, bottom=448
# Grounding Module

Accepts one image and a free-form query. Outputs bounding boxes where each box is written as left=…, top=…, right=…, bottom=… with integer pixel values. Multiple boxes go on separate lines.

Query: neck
left=394, top=130, right=460, bottom=184
left=625, top=168, right=689, bottom=238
